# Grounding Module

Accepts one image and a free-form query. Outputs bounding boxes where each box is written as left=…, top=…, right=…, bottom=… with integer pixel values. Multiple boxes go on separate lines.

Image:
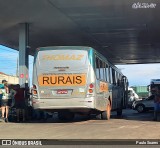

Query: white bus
left=32, top=46, right=128, bottom=120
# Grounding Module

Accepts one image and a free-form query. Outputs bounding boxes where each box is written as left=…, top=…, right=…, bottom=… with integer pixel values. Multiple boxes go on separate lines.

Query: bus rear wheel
left=101, top=103, right=111, bottom=120
left=96, top=113, right=102, bottom=120
left=58, top=111, right=75, bottom=121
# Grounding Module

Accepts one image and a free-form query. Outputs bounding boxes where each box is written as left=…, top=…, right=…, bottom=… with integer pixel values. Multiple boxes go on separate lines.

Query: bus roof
left=37, top=46, right=92, bottom=51
left=35, top=46, right=124, bottom=76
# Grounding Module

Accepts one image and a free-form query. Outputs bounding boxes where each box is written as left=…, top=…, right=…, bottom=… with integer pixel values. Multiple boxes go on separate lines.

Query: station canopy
left=0, top=0, right=160, bottom=64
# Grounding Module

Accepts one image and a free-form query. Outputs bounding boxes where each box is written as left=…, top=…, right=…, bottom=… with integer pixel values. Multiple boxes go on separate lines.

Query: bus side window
left=103, top=63, right=106, bottom=81
left=118, top=74, right=122, bottom=86
left=96, top=57, right=100, bottom=79
left=110, top=67, right=113, bottom=84
left=117, top=73, right=120, bottom=86
left=115, top=71, right=118, bottom=85
left=99, top=59, right=104, bottom=80
left=105, top=63, right=109, bottom=82
left=102, top=62, right=106, bottom=81
left=112, top=69, right=116, bottom=84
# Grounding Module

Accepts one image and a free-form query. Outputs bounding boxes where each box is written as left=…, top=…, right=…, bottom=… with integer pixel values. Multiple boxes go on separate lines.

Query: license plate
left=57, top=90, right=68, bottom=94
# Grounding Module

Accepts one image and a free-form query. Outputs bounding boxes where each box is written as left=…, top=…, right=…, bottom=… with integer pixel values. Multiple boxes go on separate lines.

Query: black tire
left=136, top=104, right=145, bottom=113
left=58, top=112, right=75, bottom=121
left=101, top=103, right=111, bottom=120
left=96, top=113, right=102, bottom=120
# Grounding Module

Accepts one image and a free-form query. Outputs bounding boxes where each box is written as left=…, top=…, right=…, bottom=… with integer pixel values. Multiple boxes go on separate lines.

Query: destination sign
left=38, top=74, right=86, bottom=86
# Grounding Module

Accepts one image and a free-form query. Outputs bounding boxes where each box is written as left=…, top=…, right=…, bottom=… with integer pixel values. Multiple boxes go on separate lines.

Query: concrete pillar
left=19, top=23, right=29, bottom=88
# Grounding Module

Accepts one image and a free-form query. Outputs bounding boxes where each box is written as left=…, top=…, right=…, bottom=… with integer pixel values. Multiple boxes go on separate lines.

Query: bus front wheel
left=101, top=103, right=111, bottom=120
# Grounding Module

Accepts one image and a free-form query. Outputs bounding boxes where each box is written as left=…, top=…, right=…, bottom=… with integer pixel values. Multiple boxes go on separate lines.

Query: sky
left=116, top=64, right=160, bottom=86
left=0, top=45, right=33, bottom=85
left=0, top=45, right=160, bottom=87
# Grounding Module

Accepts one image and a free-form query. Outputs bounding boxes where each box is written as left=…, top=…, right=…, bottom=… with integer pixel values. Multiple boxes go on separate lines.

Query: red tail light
left=88, top=83, right=94, bottom=94
left=89, top=89, right=93, bottom=93
left=89, top=84, right=94, bottom=88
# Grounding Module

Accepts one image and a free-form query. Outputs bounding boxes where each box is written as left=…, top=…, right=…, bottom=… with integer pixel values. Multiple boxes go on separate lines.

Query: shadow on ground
left=1, top=108, right=159, bottom=124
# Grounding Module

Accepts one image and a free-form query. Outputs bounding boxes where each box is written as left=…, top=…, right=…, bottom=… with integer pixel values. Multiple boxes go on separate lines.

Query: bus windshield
left=36, top=49, right=89, bottom=73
